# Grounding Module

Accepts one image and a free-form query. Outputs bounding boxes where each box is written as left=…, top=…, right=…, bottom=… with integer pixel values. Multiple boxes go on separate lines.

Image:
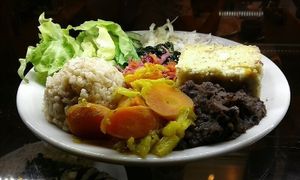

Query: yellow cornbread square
left=176, top=44, right=263, bottom=97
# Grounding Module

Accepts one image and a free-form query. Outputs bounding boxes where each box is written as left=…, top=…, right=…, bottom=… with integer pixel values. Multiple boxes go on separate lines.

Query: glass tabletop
left=1, top=0, right=300, bottom=179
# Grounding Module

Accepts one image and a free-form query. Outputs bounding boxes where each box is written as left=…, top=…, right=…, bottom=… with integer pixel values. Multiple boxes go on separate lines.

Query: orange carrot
left=66, top=103, right=111, bottom=139
left=117, top=96, right=146, bottom=107
left=101, top=106, right=160, bottom=139
left=142, top=83, right=194, bottom=120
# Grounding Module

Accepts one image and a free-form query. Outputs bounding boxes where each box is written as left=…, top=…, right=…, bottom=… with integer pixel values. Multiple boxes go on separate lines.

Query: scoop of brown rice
left=44, top=57, right=124, bottom=131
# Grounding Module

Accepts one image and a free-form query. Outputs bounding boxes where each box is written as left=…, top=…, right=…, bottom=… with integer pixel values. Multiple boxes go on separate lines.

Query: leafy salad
left=18, top=13, right=139, bottom=84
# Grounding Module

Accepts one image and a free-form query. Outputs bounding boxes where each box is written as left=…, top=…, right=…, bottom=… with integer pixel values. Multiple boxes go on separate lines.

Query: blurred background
left=1, top=0, right=300, bottom=179
left=1, top=0, right=300, bottom=68
left=1, top=0, right=300, bottom=61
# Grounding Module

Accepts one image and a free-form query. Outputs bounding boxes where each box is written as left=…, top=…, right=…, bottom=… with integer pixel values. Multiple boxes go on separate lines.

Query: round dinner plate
left=16, top=33, right=290, bottom=165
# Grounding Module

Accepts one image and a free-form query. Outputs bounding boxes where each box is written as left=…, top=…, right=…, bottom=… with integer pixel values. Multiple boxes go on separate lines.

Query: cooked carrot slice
left=117, top=96, right=146, bottom=107
left=101, top=106, right=160, bottom=139
left=142, top=83, right=194, bottom=120
left=66, top=103, right=111, bottom=139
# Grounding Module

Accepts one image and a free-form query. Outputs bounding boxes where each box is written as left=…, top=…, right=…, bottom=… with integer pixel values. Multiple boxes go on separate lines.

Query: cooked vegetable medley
left=18, top=13, right=266, bottom=158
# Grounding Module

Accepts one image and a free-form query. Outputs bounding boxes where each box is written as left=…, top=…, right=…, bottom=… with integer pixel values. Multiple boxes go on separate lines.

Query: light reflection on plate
left=16, top=33, right=290, bottom=165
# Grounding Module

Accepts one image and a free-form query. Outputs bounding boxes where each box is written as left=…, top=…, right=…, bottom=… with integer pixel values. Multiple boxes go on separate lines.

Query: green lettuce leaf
left=18, top=13, right=81, bottom=83
left=18, top=13, right=140, bottom=84
left=74, top=19, right=139, bottom=66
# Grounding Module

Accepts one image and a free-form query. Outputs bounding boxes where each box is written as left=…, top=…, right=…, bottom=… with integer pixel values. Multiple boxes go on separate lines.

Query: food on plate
left=136, top=42, right=181, bottom=64
left=177, top=81, right=266, bottom=149
left=18, top=14, right=267, bottom=158
left=116, top=107, right=195, bottom=157
left=141, top=82, right=194, bottom=120
left=176, top=44, right=263, bottom=97
left=73, top=19, right=139, bottom=64
left=101, top=106, right=160, bottom=139
left=18, top=13, right=138, bottom=84
left=124, top=63, right=172, bottom=85
left=138, top=19, right=214, bottom=51
left=151, top=108, right=195, bottom=157
left=123, top=42, right=180, bottom=83
left=18, top=13, right=81, bottom=84
left=117, top=95, right=146, bottom=107
left=44, top=57, right=124, bottom=131
left=66, top=102, right=111, bottom=138
left=106, top=78, right=195, bottom=157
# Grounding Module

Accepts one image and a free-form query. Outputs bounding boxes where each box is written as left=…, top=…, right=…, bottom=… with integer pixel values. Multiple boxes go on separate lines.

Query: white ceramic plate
left=16, top=34, right=290, bottom=165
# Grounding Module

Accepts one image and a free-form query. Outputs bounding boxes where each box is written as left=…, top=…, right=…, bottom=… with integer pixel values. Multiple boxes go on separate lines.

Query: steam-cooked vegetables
left=106, top=79, right=195, bottom=157
left=142, top=83, right=194, bottom=121
left=66, top=102, right=110, bottom=139
left=151, top=108, right=195, bottom=157
left=114, top=108, right=195, bottom=158
left=101, top=106, right=160, bottom=139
